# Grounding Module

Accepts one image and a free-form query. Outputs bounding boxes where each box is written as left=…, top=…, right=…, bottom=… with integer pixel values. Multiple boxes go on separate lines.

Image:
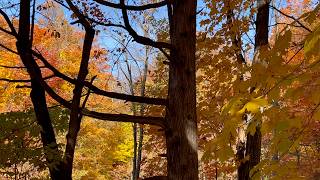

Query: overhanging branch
left=270, top=5, right=312, bottom=33
left=40, top=77, right=165, bottom=127
left=0, top=43, right=18, bottom=54
left=0, top=74, right=55, bottom=83
left=32, top=49, right=167, bottom=106
left=0, top=8, right=18, bottom=37
left=94, top=0, right=169, bottom=11
left=65, top=0, right=92, bottom=29
left=82, top=109, right=166, bottom=127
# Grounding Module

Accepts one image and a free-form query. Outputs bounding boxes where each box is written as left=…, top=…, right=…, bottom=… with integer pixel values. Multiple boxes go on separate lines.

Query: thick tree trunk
left=238, top=0, right=269, bottom=179
left=17, top=1, right=63, bottom=179
left=166, top=1, right=198, bottom=179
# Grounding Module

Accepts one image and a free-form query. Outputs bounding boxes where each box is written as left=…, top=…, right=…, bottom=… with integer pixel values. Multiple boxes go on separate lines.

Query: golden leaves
left=222, top=96, right=268, bottom=117
left=304, top=25, right=320, bottom=58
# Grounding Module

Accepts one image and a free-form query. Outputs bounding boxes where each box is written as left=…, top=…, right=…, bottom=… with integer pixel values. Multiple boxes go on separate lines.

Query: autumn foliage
left=0, top=0, right=319, bottom=179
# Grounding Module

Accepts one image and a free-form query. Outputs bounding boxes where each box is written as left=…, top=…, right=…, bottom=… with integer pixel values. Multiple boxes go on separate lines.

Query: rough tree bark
left=166, top=0, right=199, bottom=179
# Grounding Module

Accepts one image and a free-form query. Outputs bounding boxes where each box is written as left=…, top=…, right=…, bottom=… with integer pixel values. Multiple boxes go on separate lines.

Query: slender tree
left=238, top=0, right=270, bottom=179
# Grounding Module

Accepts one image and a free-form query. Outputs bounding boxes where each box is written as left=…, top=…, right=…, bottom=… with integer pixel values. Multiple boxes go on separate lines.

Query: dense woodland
left=0, top=0, right=319, bottom=179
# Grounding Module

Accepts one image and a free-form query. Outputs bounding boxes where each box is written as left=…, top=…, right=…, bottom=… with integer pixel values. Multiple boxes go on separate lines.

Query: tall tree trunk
left=16, top=0, right=63, bottom=179
left=64, top=28, right=95, bottom=179
left=136, top=124, right=144, bottom=178
left=132, top=122, right=138, bottom=179
left=238, top=0, right=269, bottom=179
left=121, top=53, right=139, bottom=180
left=124, top=44, right=149, bottom=180
left=166, top=1, right=198, bottom=179
left=136, top=52, right=149, bottom=179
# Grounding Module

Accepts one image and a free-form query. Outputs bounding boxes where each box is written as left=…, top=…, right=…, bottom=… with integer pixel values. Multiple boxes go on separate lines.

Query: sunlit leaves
left=304, top=25, right=320, bottom=58
left=74, top=119, right=133, bottom=179
left=239, top=97, right=268, bottom=114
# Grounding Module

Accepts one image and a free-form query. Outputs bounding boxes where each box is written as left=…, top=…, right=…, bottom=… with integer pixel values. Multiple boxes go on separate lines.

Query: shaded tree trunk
left=239, top=127, right=262, bottom=180
left=16, top=0, right=63, bottom=179
left=64, top=27, right=95, bottom=179
left=237, top=141, right=246, bottom=179
left=166, top=0, right=198, bottom=179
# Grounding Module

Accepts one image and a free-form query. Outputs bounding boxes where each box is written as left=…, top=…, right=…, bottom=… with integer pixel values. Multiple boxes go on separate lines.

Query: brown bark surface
left=166, top=0, right=199, bottom=179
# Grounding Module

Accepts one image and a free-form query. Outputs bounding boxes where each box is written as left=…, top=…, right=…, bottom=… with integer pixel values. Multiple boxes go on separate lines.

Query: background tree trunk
left=136, top=48, right=149, bottom=179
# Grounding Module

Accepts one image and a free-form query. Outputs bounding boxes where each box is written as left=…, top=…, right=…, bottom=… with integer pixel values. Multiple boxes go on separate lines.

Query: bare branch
left=65, top=0, right=91, bottom=29
left=52, top=0, right=70, bottom=10
left=270, top=5, right=312, bottom=32
left=0, top=78, right=32, bottom=83
left=81, top=109, right=166, bottom=127
left=38, top=76, right=165, bottom=127
left=85, top=80, right=167, bottom=105
left=120, top=0, right=171, bottom=49
left=0, top=43, right=18, bottom=54
left=32, top=49, right=167, bottom=105
left=0, top=74, right=55, bottom=83
left=0, top=8, right=18, bottom=36
left=0, top=64, right=26, bottom=69
left=0, top=64, right=45, bottom=69
left=0, top=27, right=15, bottom=36
left=30, top=0, right=36, bottom=45
left=15, top=85, right=31, bottom=88
left=84, top=15, right=126, bottom=29
left=94, top=0, right=169, bottom=11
